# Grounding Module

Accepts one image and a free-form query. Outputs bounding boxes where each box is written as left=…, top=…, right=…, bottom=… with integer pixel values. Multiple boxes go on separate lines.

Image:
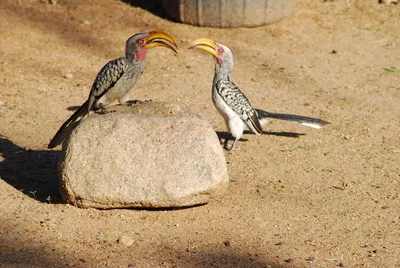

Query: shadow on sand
left=216, top=130, right=305, bottom=144
left=0, top=135, right=63, bottom=204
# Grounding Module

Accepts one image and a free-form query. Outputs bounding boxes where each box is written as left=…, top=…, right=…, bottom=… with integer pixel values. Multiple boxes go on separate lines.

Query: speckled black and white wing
left=87, top=57, right=128, bottom=110
left=215, top=79, right=263, bottom=134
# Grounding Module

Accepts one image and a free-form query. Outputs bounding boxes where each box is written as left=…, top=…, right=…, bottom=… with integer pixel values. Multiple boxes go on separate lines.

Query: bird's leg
left=226, top=138, right=239, bottom=152
left=223, top=134, right=240, bottom=151
left=97, top=103, right=116, bottom=114
left=223, top=134, right=232, bottom=148
left=125, top=99, right=153, bottom=106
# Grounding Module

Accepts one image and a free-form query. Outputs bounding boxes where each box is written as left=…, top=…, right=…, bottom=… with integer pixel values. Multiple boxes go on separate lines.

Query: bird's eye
left=217, top=47, right=224, bottom=54
left=137, top=39, right=144, bottom=44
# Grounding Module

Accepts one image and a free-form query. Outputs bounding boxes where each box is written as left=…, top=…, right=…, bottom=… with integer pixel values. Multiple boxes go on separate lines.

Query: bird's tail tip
left=301, top=122, right=322, bottom=129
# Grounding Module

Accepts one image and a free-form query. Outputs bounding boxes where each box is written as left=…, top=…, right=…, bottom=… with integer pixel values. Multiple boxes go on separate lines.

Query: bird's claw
left=224, top=145, right=240, bottom=152
left=96, top=109, right=116, bottom=114
left=125, top=99, right=152, bottom=107
left=223, top=137, right=238, bottom=152
left=95, top=103, right=116, bottom=114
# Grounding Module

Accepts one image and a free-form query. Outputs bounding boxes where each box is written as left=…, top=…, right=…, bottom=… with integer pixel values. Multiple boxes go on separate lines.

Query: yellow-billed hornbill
left=48, top=31, right=178, bottom=149
left=189, top=38, right=329, bottom=151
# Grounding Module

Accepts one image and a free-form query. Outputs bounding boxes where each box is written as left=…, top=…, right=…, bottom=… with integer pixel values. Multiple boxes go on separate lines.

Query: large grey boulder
left=58, top=101, right=229, bottom=209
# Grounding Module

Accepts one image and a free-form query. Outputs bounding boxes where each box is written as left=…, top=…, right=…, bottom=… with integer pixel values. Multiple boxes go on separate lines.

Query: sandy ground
left=1, top=0, right=400, bottom=267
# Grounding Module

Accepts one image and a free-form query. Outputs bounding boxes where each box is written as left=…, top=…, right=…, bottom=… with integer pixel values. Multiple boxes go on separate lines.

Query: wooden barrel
left=162, top=0, right=296, bottom=28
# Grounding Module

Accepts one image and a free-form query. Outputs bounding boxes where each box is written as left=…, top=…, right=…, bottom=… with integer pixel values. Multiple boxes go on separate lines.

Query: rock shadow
left=0, top=220, right=79, bottom=267
left=0, top=135, right=63, bottom=204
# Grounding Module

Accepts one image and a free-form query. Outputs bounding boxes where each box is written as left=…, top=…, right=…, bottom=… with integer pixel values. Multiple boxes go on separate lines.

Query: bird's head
left=126, top=30, right=178, bottom=61
left=188, top=38, right=234, bottom=74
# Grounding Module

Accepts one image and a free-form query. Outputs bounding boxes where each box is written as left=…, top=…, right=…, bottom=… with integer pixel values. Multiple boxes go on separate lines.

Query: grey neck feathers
left=126, top=44, right=135, bottom=61
left=214, top=56, right=234, bottom=82
left=125, top=60, right=146, bottom=80
left=125, top=44, right=146, bottom=69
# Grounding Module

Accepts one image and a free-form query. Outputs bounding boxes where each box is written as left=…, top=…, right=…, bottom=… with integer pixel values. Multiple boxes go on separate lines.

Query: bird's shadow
left=67, top=100, right=148, bottom=112
left=259, top=130, right=306, bottom=138
left=215, top=130, right=305, bottom=143
left=0, top=135, right=63, bottom=204
left=66, top=105, right=80, bottom=111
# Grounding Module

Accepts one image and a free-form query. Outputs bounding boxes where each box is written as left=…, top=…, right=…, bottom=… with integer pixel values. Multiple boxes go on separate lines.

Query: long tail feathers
left=48, top=101, right=90, bottom=149
left=255, top=109, right=330, bottom=129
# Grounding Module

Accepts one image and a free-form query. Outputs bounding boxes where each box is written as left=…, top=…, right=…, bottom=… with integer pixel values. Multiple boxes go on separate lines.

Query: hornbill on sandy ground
left=189, top=38, right=329, bottom=151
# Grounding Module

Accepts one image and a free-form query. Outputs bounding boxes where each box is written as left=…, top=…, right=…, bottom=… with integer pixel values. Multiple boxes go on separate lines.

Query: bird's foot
left=224, top=139, right=239, bottom=152
left=222, top=134, right=232, bottom=147
left=96, top=109, right=116, bottom=114
left=223, top=144, right=240, bottom=152
left=96, top=104, right=116, bottom=114
left=125, top=99, right=152, bottom=107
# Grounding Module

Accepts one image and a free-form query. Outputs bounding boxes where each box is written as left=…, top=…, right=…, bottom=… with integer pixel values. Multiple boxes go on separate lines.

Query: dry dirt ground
left=1, top=0, right=400, bottom=267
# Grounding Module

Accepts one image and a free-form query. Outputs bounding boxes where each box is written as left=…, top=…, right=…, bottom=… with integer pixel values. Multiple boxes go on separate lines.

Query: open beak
left=188, top=38, right=218, bottom=57
left=144, top=30, right=178, bottom=53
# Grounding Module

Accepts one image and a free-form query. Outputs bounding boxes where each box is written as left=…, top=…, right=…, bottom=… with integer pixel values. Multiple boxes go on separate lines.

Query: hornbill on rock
left=188, top=38, right=329, bottom=151
left=48, top=31, right=178, bottom=149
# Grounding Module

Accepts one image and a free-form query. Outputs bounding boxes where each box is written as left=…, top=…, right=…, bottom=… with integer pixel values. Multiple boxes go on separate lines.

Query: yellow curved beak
left=188, top=38, right=218, bottom=57
left=144, top=30, right=178, bottom=53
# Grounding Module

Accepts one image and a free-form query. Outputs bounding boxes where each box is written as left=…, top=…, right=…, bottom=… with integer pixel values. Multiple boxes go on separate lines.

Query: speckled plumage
left=214, top=79, right=262, bottom=134
left=87, top=57, right=146, bottom=112
left=90, top=57, right=128, bottom=100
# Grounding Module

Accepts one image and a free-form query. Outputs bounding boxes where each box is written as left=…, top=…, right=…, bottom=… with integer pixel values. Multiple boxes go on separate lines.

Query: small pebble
left=223, top=240, right=231, bottom=247
left=64, top=73, right=73, bottom=79
left=118, top=235, right=134, bottom=247
left=343, top=134, right=353, bottom=140
left=378, top=0, right=398, bottom=4
left=305, top=257, right=315, bottom=262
